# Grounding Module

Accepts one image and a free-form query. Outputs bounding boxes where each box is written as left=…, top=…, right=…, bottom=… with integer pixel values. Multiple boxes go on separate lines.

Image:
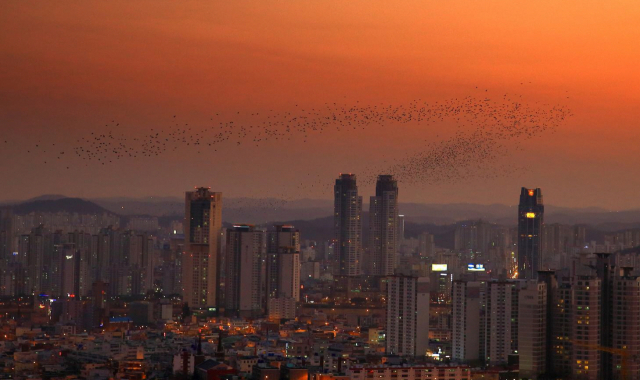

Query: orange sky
left=1, top=1, right=639, bottom=209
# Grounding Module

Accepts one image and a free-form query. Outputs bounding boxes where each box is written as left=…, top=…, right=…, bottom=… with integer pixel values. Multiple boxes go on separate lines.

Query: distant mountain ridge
left=4, top=195, right=640, bottom=229
left=11, top=198, right=117, bottom=216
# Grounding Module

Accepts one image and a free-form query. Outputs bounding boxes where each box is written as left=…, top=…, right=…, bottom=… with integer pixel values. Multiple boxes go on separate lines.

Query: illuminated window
left=526, top=212, right=536, bottom=218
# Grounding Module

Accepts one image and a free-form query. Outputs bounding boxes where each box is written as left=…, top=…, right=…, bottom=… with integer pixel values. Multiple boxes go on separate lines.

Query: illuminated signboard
left=468, top=263, right=486, bottom=272
left=432, top=264, right=448, bottom=272
left=526, top=212, right=536, bottom=218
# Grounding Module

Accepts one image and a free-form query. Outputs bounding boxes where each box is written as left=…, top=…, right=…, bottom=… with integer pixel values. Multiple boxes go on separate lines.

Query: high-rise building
left=518, top=280, right=547, bottom=380
left=518, top=188, right=544, bottom=279
left=265, top=225, right=301, bottom=319
left=485, top=280, right=519, bottom=366
left=452, top=280, right=483, bottom=362
left=266, top=225, right=300, bottom=301
left=386, top=275, right=429, bottom=356
left=571, top=274, right=601, bottom=380
left=369, top=175, right=399, bottom=276
left=611, top=268, right=640, bottom=380
left=398, top=214, right=406, bottom=245
left=418, top=232, right=435, bottom=259
left=183, top=187, right=223, bottom=309
left=0, top=209, right=15, bottom=296
left=224, top=224, right=265, bottom=317
left=21, top=225, right=47, bottom=295
left=276, top=247, right=300, bottom=301
left=67, top=230, right=93, bottom=297
left=538, top=255, right=640, bottom=380
left=551, top=281, right=573, bottom=377
left=0, top=209, right=13, bottom=263
left=60, top=243, right=79, bottom=297
left=334, top=174, right=362, bottom=276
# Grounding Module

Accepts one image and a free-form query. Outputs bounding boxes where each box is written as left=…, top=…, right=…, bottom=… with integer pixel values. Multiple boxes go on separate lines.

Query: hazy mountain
left=91, top=196, right=335, bottom=220
left=7, top=195, right=640, bottom=231
left=12, top=198, right=117, bottom=216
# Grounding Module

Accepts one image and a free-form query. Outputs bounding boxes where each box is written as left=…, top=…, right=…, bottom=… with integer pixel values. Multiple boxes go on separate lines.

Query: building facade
left=386, top=276, right=429, bottom=357
left=369, top=175, right=399, bottom=276
left=334, top=174, right=362, bottom=276
left=224, top=225, right=265, bottom=317
left=518, top=188, right=544, bottom=279
left=183, top=187, right=223, bottom=309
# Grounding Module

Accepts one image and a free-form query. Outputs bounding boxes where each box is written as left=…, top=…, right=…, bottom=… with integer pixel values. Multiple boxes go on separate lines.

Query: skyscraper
left=183, top=187, right=223, bottom=309
left=518, top=280, right=548, bottom=380
left=0, top=208, right=13, bottom=263
left=571, top=274, right=601, bottom=380
left=334, top=174, right=362, bottom=276
left=266, top=225, right=300, bottom=300
left=386, top=275, right=429, bottom=356
left=418, top=232, right=435, bottom=259
left=611, top=268, right=640, bottom=380
left=224, top=224, right=265, bottom=317
left=518, top=188, right=544, bottom=279
left=265, top=225, right=301, bottom=320
left=267, top=247, right=300, bottom=321
left=485, top=280, right=519, bottom=366
left=452, top=280, right=484, bottom=362
left=369, top=175, right=399, bottom=276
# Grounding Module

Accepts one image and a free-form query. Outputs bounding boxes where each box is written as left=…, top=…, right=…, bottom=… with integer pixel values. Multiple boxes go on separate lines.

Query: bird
left=19, top=89, right=571, bottom=199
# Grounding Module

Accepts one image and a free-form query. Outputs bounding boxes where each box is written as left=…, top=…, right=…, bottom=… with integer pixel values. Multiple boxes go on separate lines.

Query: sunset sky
left=1, top=1, right=639, bottom=209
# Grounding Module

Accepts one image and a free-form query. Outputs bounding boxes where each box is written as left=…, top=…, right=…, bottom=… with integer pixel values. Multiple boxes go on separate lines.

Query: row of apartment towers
left=184, top=177, right=545, bottom=311
left=334, top=176, right=546, bottom=280
left=183, top=174, right=401, bottom=311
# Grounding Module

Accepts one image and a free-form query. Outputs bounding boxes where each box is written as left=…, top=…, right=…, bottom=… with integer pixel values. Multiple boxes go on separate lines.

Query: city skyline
left=2, top=2, right=640, bottom=379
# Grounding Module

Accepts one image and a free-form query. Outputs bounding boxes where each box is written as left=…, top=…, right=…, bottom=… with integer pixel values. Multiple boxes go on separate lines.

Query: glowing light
left=431, top=264, right=448, bottom=272
left=528, top=189, right=535, bottom=196
left=526, top=212, right=536, bottom=218
left=468, top=263, right=485, bottom=271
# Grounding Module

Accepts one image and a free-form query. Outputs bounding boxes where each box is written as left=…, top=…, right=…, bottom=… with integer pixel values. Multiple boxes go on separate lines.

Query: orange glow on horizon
left=0, top=1, right=639, bottom=208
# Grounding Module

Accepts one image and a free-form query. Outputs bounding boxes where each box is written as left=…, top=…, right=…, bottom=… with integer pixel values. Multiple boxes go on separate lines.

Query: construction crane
left=569, top=340, right=630, bottom=380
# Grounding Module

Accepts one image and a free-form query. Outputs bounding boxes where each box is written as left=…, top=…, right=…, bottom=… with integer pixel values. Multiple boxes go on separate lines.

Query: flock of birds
left=6, top=89, right=573, bottom=209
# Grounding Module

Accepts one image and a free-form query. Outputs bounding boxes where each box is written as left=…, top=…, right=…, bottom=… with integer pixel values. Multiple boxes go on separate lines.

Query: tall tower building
left=551, top=281, right=573, bottom=377
left=611, top=268, right=640, bottom=380
left=518, top=280, right=548, bottom=380
left=386, top=276, right=429, bottom=357
left=369, top=175, right=399, bottom=276
left=265, top=225, right=301, bottom=320
left=571, top=274, right=601, bottom=380
left=0, top=209, right=14, bottom=297
left=452, top=280, right=484, bottom=362
left=183, top=187, right=223, bottom=309
left=276, top=247, right=300, bottom=301
left=60, top=243, right=79, bottom=297
left=418, top=232, right=435, bottom=259
left=267, top=247, right=301, bottom=321
left=518, top=188, right=544, bottom=279
left=266, top=225, right=300, bottom=300
left=334, top=174, right=362, bottom=276
left=485, top=280, right=519, bottom=366
left=0, top=209, right=13, bottom=263
left=224, top=225, right=265, bottom=317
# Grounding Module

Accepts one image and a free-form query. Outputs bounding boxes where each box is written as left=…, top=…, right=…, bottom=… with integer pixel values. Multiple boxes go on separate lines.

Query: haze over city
left=1, top=2, right=640, bottom=380
left=2, top=1, right=640, bottom=209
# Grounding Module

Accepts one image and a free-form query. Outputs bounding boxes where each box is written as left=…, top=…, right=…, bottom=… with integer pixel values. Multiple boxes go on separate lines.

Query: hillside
left=12, top=198, right=117, bottom=216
